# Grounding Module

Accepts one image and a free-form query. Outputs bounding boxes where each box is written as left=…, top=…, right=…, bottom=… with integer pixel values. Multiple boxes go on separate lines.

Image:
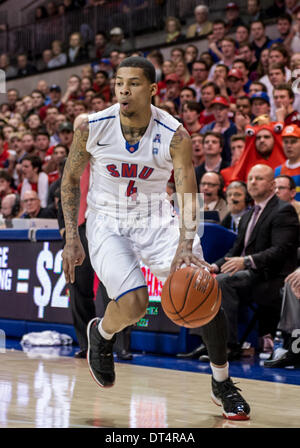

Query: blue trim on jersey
left=89, top=115, right=116, bottom=123
left=125, top=140, right=140, bottom=154
left=115, top=285, right=147, bottom=302
left=154, top=119, right=176, bottom=133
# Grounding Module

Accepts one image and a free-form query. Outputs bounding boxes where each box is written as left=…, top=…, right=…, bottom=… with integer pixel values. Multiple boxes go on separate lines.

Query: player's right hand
left=62, top=236, right=86, bottom=284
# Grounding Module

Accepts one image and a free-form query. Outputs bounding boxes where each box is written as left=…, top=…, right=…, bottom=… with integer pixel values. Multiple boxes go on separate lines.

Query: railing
left=0, top=0, right=274, bottom=66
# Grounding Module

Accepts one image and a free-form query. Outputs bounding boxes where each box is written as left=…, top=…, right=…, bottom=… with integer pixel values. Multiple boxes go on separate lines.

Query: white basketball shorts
left=86, top=209, right=204, bottom=300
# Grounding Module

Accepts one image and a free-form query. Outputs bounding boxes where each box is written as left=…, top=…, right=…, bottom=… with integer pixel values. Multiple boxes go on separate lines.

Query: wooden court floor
left=0, top=350, right=299, bottom=428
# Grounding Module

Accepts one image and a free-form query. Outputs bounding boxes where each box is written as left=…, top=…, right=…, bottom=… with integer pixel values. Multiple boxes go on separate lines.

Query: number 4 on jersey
left=126, top=180, right=137, bottom=197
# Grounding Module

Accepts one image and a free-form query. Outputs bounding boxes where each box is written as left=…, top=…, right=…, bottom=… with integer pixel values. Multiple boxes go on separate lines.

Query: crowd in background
left=0, top=0, right=300, bottom=362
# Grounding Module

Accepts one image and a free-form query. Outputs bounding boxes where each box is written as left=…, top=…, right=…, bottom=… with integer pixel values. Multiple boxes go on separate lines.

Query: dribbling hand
left=170, top=240, right=213, bottom=275
left=62, top=236, right=86, bottom=284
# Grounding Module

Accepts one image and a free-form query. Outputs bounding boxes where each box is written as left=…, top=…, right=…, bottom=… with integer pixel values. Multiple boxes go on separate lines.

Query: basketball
left=161, top=266, right=221, bottom=328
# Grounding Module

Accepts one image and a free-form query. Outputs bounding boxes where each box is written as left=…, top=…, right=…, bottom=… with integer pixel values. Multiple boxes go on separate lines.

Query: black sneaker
left=87, top=318, right=116, bottom=388
left=211, top=377, right=250, bottom=420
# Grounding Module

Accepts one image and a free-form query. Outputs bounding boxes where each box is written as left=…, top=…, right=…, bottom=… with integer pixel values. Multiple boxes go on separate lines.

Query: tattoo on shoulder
left=170, top=126, right=190, bottom=151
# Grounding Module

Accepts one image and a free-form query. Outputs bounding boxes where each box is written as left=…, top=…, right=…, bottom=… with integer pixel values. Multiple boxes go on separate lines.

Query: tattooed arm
left=61, top=113, right=91, bottom=283
left=169, top=125, right=211, bottom=273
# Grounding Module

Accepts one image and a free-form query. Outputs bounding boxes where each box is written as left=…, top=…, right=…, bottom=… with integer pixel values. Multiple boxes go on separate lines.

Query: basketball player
left=61, top=57, right=250, bottom=420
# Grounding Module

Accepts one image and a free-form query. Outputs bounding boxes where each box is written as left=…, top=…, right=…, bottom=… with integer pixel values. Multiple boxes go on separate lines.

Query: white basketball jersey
left=86, top=103, right=181, bottom=219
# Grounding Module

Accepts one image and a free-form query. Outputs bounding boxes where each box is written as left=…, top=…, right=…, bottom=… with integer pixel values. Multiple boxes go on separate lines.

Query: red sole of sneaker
left=86, top=353, right=115, bottom=388
left=211, top=397, right=250, bottom=421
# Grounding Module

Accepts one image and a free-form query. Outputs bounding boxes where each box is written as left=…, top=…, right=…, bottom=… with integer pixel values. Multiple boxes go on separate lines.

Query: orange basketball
left=161, top=266, right=221, bottom=328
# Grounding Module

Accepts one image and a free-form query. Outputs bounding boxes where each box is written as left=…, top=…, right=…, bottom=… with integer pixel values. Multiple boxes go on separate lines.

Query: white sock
left=210, top=362, right=229, bottom=382
left=98, top=319, right=114, bottom=340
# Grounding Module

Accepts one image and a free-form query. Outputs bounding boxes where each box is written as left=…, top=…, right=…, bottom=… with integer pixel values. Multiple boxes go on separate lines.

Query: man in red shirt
left=182, top=101, right=202, bottom=134
left=199, top=81, right=217, bottom=126
left=39, top=85, right=65, bottom=121
left=274, top=84, right=300, bottom=127
left=227, top=68, right=246, bottom=104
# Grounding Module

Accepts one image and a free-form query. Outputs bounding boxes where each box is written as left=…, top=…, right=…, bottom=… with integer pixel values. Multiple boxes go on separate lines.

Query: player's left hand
left=170, top=240, right=213, bottom=274
left=221, top=257, right=245, bottom=275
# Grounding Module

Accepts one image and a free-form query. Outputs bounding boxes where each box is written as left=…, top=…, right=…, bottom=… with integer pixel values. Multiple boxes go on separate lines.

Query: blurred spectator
left=0, top=53, right=17, bottom=79
left=180, top=87, right=196, bottom=107
left=250, top=21, right=273, bottom=61
left=191, top=133, right=204, bottom=167
left=57, top=121, right=74, bottom=150
left=35, top=131, right=51, bottom=162
left=175, top=60, right=194, bottom=86
left=208, top=20, right=227, bottom=63
left=18, top=155, right=49, bottom=207
left=266, top=0, right=286, bottom=18
left=88, top=31, right=107, bottom=60
left=225, top=2, right=245, bottom=31
left=40, top=85, right=65, bottom=121
left=44, top=106, right=60, bottom=137
left=195, top=131, right=230, bottom=186
left=22, top=95, right=35, bottom=120
left=0, top=129, right=10, bottom=170
left=221, top=134, right=246, bottom=187
left=62, top=75, right=83, bottom=103
left=48, top=40, right=67, bottom=69
left=26, top=113, right=44, bottom=136
left=232, top=59, right=251, bottom=93
left=31, top=90, right=46, bottom=115
left=46, top=1, right=58, bottom=17
left=103, top=27, right=131, bottom=57
left=274, top=84, right=300, bottom=126
left=74, top=100, right=88, bottom=117
left=184, top=45, right=199, bottom=69
left=67, top=32, right=88, bottom=64
left=201, top=96, right=237, bottom=163
left=45, top=143, right=69, bottom=184
left=199, top=81, right=218, bottom=126
left=182, top=102, right=202, bottom=135
left=7, top=89, right=19, bottom=113
left=80, top=76, right=93, bottom=94
left=156, top=59, right=175, bottom=101
left=147, top=50, right=164, bottom=83
left=165, top=16, right=185, bottom=44
left=275, top=124, right=300, bottom=200
left=35, top=6, right=48, bottom=21
left=235, top=96, right=252, bottom=121
left=91, top=93, right=107, bottom=112
left=37, top=49, right=53, bottom=72
left=92, top=71, right=111, bottom=102
left=17, top=54, right=37, bottom=77
left=290, top=9, right=300, bottom=52
left=0, top=194, right=20, bottom=219
left=235, top=25, right=250, bottom=47
left=200, top=51, right=214, bottom=70
left=21, top=131, right=36, bottom=156
left=64, top=100, right=76, bottom=122
left=0, top=170, right=15, bottom=204
left=20, top=189, right=56, bottom=219
left=36, top=80, right=51, bottom=105
left=246, top=0, right=267, bottom=24
left=250, top=92, right=271, bottom=120
left=189, top=60, right=209, bottom=103
left=221, top=180, right=251, bottom=231
left=274, top=13, right=293, bottom=45
left=186, top=5, right=212, bottom=38
left=209, top=38, right=237, bottom=80
left=160, top=73, right=182, bottom=108
left=49, top=113, right=68, bottom=145
left=238, top=43, right=258, bottom=77
left=200, top=171, right=228, bottom=221
left=227, top=68, right=247, bottom=104
left=285, top=0, right=300, bottom=17
left=170, top=47, right=184, bottom=65
left=248, top=81, right=267, bottom=97
left=275, top=174, right=300, bottom=219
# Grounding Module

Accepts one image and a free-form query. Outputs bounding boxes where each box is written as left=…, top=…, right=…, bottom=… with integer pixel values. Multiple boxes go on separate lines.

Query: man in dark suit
left=214, top=164, right=299, bottom=355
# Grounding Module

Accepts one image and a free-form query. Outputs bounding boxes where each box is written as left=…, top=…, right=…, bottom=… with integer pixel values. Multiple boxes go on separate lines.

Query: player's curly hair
left=118, top=57, right=156, bottom=84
